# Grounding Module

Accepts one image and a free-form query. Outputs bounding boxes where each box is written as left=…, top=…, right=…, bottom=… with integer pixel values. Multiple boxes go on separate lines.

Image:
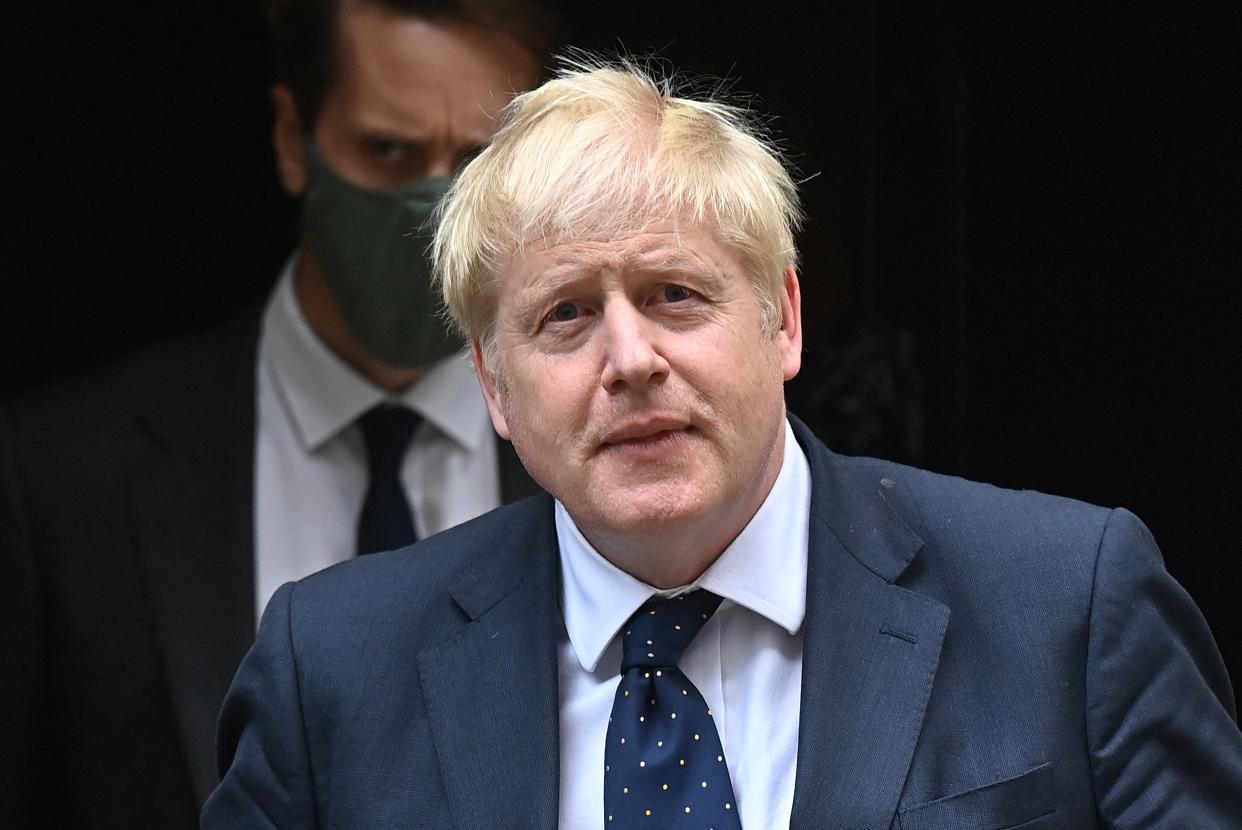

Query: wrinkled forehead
left=498, top=213, right=744, bottom=287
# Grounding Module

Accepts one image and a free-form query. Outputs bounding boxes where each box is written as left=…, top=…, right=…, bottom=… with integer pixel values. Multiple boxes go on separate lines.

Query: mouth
left=599, top=417, right=695, bottom=460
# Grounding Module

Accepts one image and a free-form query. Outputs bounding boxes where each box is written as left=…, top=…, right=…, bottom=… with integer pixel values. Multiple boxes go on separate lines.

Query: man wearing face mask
left=0, top=1, right=555, bottom=826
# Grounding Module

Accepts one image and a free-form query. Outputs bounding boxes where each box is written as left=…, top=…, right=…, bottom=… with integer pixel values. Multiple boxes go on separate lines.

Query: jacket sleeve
left=1086, top=507, right=1242, bottom=826
left=201, top=582, right=318, bottom=828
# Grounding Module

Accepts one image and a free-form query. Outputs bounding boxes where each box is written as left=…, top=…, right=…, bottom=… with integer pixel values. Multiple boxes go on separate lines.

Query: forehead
left=333, top=7, right=539, bottom=138
left=502, top=223, right=745, bottom=296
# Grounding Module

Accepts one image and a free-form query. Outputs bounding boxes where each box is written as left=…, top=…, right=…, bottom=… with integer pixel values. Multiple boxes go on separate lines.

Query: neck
left=293, top=248, right=425, bottom=394
left=591, top=531, right=728, bottom=589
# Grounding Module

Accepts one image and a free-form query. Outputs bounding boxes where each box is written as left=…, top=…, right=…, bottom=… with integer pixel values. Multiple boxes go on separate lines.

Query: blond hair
left=433, top=55, right=803, bottom=365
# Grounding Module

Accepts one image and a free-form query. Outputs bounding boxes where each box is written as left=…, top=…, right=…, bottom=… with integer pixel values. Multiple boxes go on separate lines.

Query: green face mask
left=301, top=142, right=461, bottom=368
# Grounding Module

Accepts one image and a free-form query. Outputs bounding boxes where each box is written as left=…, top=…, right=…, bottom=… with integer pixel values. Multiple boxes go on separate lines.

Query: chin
left=586, top=480, right=713, bottom=532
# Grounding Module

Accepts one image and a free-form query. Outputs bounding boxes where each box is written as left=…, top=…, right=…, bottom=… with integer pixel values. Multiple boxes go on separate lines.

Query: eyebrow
left=643, top=250, right=707, bottom=270
left=509, top=242, right=734, bottom=325
left=352, top=109, right=426, bottom=136
left=633, top=254, right=733, bottom=294
left=512, top=268, right=594, bottom=328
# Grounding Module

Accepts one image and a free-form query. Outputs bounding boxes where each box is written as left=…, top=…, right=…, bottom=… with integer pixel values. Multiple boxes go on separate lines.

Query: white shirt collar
left=557, top=419, right=811, bottom=672
left=262, top=254, right=490, bottom=452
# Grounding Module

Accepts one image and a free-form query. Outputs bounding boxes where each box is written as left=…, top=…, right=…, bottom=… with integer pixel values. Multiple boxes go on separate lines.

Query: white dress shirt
left=557, top=419, right=811, bottom=829
left=253, top=256, right=501, bottom=619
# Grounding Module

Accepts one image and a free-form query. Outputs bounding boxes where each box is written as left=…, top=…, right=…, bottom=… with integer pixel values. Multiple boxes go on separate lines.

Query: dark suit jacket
left=0, top=309, right=539, bottom=828
left=203, top=417, right=1242, bottom=828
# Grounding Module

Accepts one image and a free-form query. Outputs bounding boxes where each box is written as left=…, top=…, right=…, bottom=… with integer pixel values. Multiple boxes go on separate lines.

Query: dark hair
left=263, top=0, right=562, bottom=128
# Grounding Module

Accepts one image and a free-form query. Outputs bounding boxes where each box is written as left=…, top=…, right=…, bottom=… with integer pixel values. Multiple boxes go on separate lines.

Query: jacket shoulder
left=796, top=417, right=1118, bottom=590
left=8, top=308, right=260, bottom=426
left=282, top=494, right=558, bottom=646
left=3, top=308, right=261, bottom=477
left=793, top=412, right=1110, bottom=535
left=836, top=451, right=1111, bottom=537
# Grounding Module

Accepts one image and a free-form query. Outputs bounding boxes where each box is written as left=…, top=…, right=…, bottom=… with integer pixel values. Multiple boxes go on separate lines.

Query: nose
left=423, top=140, right=461, bottom=179
left=425, top=137, right=477, bottom=178
left=599, top=302, right=670, bottom=393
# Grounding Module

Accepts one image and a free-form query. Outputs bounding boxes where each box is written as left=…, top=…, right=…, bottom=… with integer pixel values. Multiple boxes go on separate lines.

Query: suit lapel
left=129, top=309, right=261, bottom=805
left=418, top=498, right=561, bottom=830
left=788, top=418, right=950, bottom=829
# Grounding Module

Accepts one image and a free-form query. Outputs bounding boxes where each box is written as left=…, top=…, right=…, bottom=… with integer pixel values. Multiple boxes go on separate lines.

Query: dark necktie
left=355, top=405, right=420, bottom=555
left=604, top=590, right=742, bottom=828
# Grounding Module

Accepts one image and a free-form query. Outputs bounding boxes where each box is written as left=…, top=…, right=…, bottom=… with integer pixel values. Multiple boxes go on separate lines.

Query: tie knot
left=620, top=590, right=723, bottom=673
left=357, top=405, right=420, bottom=468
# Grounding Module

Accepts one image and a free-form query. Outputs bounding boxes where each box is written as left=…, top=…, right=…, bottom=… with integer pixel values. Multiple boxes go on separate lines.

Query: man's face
left=276, top=5, right=539, bottom=191
left=475, top=223, right=803, bottom=567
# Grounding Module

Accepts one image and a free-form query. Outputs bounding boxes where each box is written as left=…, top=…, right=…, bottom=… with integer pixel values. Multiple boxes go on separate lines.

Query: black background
left=5, top=2, right=1239, bottom=683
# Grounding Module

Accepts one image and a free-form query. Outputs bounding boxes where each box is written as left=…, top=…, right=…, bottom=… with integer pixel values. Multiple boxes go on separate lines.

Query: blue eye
left=550, top=302, right=580, bottom=322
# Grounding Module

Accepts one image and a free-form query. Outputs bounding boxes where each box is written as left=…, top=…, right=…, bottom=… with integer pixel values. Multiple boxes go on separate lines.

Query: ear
left=271, top=85, right=308, bottom=196
left=777, top=265, right=803, bottom=381
left=471, top=338, right=511, bottom=440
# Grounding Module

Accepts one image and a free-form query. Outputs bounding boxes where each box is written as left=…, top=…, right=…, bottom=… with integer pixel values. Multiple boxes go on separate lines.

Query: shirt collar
left=405, top=350, right=491, bottom=452
left=558, top=419, right=811, bottom=673
left=262, top=254, right=489, bottom=452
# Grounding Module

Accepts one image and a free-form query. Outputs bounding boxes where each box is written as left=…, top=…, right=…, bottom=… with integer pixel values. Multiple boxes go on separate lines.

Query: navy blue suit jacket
left=204, top=418, right=1242, bottom=827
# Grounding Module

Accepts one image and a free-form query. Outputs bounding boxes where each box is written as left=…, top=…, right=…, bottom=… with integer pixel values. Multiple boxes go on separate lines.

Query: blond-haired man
left=205, top=60, right=1242, bottom=828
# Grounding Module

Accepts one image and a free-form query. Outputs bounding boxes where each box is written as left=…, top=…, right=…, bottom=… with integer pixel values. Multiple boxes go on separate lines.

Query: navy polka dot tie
left=604, top=590, right=742, bottom=828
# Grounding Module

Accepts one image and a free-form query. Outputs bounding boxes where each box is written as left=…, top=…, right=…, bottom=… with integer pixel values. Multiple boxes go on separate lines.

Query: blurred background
left=5, top=1, right=1239, bottom=680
